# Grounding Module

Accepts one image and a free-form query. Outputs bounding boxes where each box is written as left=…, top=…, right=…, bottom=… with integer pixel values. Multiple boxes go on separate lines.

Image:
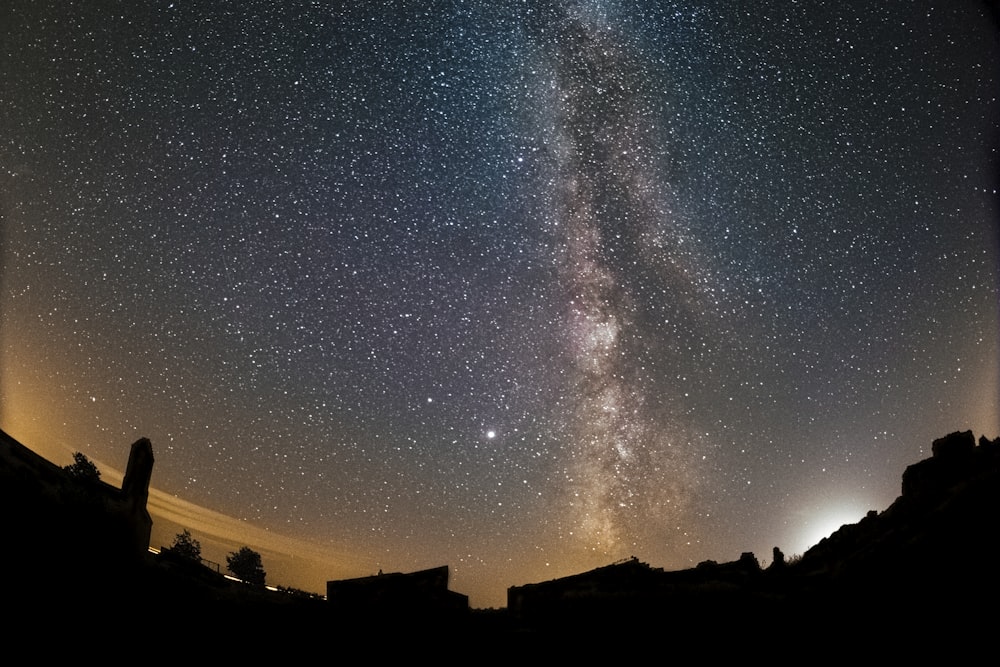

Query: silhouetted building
left=326, top=565, right=468, bottom=619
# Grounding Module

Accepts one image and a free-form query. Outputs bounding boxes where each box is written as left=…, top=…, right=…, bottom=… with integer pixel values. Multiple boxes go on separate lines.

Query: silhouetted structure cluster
left=2, top=427, right=998, bottom=658
left=506, top=552, right=769, bottom=637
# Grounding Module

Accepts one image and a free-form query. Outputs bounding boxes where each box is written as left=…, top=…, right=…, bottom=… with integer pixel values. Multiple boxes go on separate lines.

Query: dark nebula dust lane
left=1, top=1, right=998, bottom=607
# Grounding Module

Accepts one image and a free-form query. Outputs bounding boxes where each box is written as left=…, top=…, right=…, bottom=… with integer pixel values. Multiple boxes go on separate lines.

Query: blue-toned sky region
left=2, top=1, right=998, bottom=608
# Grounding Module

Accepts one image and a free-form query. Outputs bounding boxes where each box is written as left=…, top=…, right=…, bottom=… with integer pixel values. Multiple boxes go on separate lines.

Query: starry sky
left=2, top=1, right=998, bottom=608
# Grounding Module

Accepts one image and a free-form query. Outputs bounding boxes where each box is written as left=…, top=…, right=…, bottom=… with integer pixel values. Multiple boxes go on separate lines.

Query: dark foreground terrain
left=2, top=429, right=998, bottom=660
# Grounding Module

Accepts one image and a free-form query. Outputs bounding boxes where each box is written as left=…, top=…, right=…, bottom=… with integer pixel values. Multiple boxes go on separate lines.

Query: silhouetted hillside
left=0, top=430, right=151, bottom=584
left=504, top=430, right=1000, bottom=656
left=0, top=429, right=331, bottom=658
left=2, top=428, right=997, bottom=658
left=795, top=431, right=999, bottom=578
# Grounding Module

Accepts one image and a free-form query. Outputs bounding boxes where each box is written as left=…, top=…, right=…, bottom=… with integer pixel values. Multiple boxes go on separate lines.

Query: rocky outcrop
left=901, top=430, right=985, bottom=498
left=121, top=437, right=154, bottom=557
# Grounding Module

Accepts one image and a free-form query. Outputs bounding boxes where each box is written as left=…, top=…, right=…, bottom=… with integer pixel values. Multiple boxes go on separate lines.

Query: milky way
left=533, top=4, right=712, bottom=555
left=2, top=1, right=998, bottom=608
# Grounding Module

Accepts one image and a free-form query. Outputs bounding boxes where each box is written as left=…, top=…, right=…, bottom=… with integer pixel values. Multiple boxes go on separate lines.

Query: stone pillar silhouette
left=122, top=438, right=154, bottom=556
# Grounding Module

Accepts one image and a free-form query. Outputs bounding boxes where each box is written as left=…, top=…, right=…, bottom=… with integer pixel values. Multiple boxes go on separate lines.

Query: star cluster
left=2, top=1, right=998, bottom=608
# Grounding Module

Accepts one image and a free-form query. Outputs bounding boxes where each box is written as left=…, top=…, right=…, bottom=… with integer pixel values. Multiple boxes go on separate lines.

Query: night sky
left=2, top=1, right=998, bottom=609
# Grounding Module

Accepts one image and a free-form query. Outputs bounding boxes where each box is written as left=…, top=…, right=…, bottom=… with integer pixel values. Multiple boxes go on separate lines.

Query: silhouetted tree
left=63, top=452, right=100, bottom=483
left=227, top=546, right=266, bottom=586
left=166, top=529, right=202, bottom=563
left=59, top=452, right=109, bottom=544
